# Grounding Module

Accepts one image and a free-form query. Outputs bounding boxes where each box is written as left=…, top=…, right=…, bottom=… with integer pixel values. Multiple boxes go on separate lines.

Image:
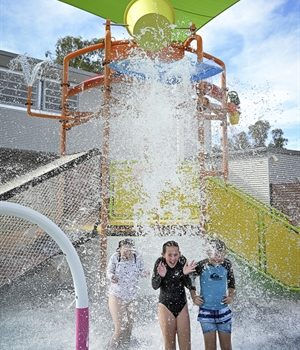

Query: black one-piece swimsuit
left=152, top=256, right=195, bottom=318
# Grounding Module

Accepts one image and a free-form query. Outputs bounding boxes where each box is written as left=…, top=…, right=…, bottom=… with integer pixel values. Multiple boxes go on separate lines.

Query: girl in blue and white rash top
left=190, top=239, right=236, bottom=350
left=107, top=238, right=148, bottom=349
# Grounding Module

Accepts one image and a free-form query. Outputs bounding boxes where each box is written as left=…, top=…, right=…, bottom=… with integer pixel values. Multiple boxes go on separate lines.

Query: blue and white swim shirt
left=193, top=258, right=235, bottom=310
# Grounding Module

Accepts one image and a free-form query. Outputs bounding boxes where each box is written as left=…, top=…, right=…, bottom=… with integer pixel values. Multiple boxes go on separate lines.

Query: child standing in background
left=106, top=238, right=148, bottom=349
left=191, top=238, right=236, bottom=350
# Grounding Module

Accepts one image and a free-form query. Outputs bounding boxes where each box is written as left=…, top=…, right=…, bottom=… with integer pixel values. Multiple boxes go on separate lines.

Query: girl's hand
left=183, top=260, right=197, bottom=275
left=157, top=261, right=167, bottom=277
left=223, top=295, right=234, bottom=304
left=142, top=270, right=150, bottom=277
left=192, top=295, right=204, bottom=306
left=111, top=275, right=118, bottom=283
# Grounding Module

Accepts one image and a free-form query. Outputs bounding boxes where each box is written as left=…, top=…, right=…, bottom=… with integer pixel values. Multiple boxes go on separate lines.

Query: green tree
left=211, top=144, right=221, bottom=154
left=268, top=128, right=288, bottom=148
left=248, top=120, right=271, bottom=147
left=232, top=131, right=250, bottom=150
left=54, top=36, right=104, bottom=73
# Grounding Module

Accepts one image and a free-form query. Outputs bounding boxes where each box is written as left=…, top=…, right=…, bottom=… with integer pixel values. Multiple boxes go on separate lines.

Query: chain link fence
left=0, top=149, right=101, bottom=287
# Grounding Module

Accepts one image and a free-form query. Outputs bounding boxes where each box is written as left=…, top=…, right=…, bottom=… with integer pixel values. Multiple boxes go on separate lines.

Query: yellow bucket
left=124, top=0, right=175, bottom=51
left=229, top=111, right=240, bottom=125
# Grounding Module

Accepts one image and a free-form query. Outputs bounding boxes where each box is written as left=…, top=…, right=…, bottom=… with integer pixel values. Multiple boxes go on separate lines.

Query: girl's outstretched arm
left=107, top=253, right=117, bottom=281
left=152, top=258, right=164, bottom=290
left=137, top=253, right=150, bottom=277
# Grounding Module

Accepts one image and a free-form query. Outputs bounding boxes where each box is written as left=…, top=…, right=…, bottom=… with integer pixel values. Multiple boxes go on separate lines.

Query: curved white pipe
left=0, top=201, right=88, bottom=308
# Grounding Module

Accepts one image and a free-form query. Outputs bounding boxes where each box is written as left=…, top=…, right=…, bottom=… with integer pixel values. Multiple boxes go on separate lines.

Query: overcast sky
left=1, top=0, right=299, bottom=149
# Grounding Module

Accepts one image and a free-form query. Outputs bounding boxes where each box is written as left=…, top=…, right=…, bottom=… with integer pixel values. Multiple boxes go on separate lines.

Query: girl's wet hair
left=118, top=238, right=135, bottom=249
left=208, top=238, right=226, bottom=252
left=162, top=240, right=179, bottom=254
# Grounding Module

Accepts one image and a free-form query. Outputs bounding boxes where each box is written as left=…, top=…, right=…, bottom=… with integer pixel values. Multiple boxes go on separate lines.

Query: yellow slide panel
left=264, top=216, right=299, bottom=288
left=206, top=178, right=299, bottom=290
left=206, top=179, right=260, bottom=267
left=109, top=161, right=144, bottom=221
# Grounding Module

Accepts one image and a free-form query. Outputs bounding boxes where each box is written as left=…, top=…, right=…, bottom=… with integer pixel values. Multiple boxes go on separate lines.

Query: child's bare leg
left=124, top=301, right=135, bottom=344
left=218, top=331, right=232, bottom=350
left=176, top=304, right=191, bottom=350
left=203, top=331, right=217, bottom=350
left=108, top=295, right=126, bottom=348
left=158, top=303, right=177, bottom=350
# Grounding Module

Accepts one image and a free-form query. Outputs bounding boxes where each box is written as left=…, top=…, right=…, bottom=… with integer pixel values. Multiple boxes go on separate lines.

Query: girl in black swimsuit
left=152, top=241, right=196, bottom=350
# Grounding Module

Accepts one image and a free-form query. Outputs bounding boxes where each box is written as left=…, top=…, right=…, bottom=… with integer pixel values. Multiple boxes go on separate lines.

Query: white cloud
left=1, top=0, right=106, bottom=58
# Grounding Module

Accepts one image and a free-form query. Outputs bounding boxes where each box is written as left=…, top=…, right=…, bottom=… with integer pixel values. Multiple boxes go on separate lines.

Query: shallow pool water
left=0, top=235, right=299, bottom=349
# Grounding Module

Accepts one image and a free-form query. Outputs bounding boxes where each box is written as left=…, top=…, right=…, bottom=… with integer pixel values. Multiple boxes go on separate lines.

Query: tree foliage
left=54, top=36, right=104, bottom=73
left=232, top=131, right=250, bottom=150
left=229, top=120, right=288, bottom=150
left=248, top=120, right=271, bottom=147
left=268, top=128, right=288, bottom=148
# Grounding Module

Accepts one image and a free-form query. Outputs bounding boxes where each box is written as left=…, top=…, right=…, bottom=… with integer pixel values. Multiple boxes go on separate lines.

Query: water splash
left=107, top=53, right=210, bottom=227
left=9, top=54, right=53, bottom=87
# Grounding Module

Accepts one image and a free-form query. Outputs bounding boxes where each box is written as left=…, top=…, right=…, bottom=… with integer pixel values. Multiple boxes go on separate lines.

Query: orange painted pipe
left=184, top=34, right=203, bottom=61
left=67, top=75, right=105, bottom=97
left=26, top=86, right=73, bottom=121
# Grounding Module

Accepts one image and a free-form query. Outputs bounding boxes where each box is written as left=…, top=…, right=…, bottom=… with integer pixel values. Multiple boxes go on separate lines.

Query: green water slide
left=206, top=177, right=299, bottom=292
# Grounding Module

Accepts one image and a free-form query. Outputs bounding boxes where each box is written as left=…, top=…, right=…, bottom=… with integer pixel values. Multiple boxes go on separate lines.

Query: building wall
left=67, top=117, right=103, bottom=154
left=270, top=183, right=300, bottom=226
left=228, top=156, right=270, bottom=204
left=0, top=106, right=60, bottom=153
left=0, top=49, right=103, bottom=155
left=268, top=153, right=300, bottom=184
left=0, top=106, right=105, bottom=155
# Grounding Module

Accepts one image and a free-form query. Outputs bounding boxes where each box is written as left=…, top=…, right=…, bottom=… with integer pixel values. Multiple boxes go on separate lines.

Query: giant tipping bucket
left=229, top=111, right=240, bottom=125
left=124, top=0, right=175, bottom=51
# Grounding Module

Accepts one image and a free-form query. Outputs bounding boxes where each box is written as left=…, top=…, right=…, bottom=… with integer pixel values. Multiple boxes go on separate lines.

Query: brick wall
left=270, top=183, right=300, bottom=226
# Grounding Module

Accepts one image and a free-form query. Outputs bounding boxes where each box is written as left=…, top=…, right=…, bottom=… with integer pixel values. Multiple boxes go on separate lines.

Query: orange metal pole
left=63, top=42, right=105, bottom=65
left=67, top=76, right=106, bottom=97
left=61, top=52, right=70, bottom=156
left=196, top=93, right=207, bottom=234
left=60, top=122, right=67, bottom=156
left=184, top=34, right=203, bottom=61
left=222, top=119, right=229, bottom=180
left=200, top=52, right=228, bottom=181
left=99, top=19, right=112, bottom=284
left=185, top=31, right=206, bottom=234
left=220, top=66, right=228, bottom=180
left=203, top=52, right=225, bottom=70
left=60, top=42, right=106, bottom=155
left=64, top=113, right=98, bottom=130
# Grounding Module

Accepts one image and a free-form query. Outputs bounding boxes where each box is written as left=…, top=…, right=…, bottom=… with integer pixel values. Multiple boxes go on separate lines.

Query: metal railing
left=0, top=67, right=78, bottom=112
